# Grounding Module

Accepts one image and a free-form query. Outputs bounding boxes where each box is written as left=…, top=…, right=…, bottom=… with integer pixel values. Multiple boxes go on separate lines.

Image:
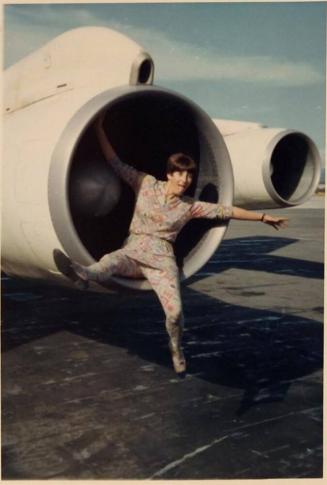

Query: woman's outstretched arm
left=190, top=201, right=288, bottom=230
left=231, top=206, right=288, bottom=230
left=95, top=113, right=145, bottom=191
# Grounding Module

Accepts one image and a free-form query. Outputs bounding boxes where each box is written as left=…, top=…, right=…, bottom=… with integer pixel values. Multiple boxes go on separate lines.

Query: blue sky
left=4, top=2, right=326, bottom=165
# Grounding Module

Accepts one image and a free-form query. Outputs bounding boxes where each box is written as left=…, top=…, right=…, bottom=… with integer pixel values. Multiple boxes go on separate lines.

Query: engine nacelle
left=3, top=27, right=320, bottom=292
left=214, top=119, right=321, bottom=209
left=2, top=27, right=234, bottom=291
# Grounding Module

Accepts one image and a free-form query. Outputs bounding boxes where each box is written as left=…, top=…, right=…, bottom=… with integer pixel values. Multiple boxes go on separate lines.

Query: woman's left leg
left=141, top=265, right=186, bottom=373
left=71, top=250, right=144, bottom=282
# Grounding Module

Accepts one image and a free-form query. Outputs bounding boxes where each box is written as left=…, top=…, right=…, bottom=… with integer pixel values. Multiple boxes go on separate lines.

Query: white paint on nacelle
left=2, top=27, right=154, bottom=282
left=4, top=26, right=153, bottom=114
left=213, top=119, right=321, bottom=209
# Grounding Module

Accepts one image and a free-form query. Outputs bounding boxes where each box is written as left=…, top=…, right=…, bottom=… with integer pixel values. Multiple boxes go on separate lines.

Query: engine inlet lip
left=49, top=84, right=233, bottom=290
left=262, top=130, right=321, bottom=207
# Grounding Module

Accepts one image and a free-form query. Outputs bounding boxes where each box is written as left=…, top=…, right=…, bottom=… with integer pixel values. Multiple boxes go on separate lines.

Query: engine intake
left=49, top=86, right=234, bottom=290
left=267, top=132, right=320, bottom=205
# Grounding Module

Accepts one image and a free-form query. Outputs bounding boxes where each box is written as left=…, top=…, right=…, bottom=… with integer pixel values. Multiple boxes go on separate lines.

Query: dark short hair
left=166, top=153, right=197, bottom=174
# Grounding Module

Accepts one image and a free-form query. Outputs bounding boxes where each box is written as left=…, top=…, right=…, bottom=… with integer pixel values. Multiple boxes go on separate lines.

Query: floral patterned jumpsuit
left=83, top=156, right=233, bottom=353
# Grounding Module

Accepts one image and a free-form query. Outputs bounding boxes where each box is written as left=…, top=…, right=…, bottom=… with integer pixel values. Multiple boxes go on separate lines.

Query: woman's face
left=167, top=170, right=193, bottom=196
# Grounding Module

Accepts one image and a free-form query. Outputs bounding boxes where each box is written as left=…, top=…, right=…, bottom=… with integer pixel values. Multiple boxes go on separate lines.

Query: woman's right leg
left=72, top=250, right=143, bottom=283
left=141, top=265, right=186, bottom=374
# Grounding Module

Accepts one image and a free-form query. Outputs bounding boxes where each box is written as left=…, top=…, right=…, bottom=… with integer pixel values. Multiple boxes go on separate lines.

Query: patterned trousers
left=85, top=250, right=184, bottom=350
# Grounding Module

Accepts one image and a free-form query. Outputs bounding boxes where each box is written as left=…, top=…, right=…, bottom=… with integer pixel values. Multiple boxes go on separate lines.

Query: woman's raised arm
left=95, top=113, right=145, bottom=191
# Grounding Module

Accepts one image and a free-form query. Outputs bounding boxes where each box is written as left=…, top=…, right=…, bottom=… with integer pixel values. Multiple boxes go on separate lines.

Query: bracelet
left=261, top=213, right=266, bottom=222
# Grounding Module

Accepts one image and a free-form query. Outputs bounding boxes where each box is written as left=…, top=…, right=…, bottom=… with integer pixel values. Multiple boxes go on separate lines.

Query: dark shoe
left=53, top=249, right=89, bottom=289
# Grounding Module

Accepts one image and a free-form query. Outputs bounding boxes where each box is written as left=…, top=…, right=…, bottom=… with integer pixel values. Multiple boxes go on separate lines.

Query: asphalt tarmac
left=2, top=196, right=324, bottom=479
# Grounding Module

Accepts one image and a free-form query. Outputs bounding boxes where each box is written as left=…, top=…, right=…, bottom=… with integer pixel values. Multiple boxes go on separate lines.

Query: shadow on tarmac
left=3, top=235, right=323, bottom=416
left=2, top=233, right=324, bottom=479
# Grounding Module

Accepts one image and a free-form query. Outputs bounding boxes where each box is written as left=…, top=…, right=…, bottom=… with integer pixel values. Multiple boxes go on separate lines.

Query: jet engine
left=214, top=119, right=321, bottom=209
left=2, top=27, right=233, bottom=291
left=2, top=27, right=321, bottom=292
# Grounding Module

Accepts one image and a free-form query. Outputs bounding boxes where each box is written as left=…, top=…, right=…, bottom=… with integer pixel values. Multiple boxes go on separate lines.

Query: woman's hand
left=94, top=110, right=119, bottom=163
left=231, top=206, right=289, bottom=230
left=262, top=214, right=288, bottom=230
left=95, top=111, right=106, bottom=133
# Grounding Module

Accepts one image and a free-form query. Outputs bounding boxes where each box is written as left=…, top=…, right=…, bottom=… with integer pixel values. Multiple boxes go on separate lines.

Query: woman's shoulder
left=138, top=173, right=161, bottom=195
left=139, top=173, right=157, bottom=188
left=145, top=173, right=158, bottom=183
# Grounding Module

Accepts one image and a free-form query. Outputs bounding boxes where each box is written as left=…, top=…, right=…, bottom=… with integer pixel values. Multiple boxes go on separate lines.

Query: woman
left=70, top=113, right=288, bottom=374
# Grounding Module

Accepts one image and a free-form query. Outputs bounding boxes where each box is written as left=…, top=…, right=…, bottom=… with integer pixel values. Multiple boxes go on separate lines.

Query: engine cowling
left=214, top=119, right=321, bottom=209
left=2, top=27, right=234, bottom=291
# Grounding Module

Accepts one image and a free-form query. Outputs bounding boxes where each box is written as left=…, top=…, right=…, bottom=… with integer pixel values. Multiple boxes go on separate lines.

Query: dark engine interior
left=271, top=133, right=313, bottom=202
left=69, top=91, right=220, bottom=270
